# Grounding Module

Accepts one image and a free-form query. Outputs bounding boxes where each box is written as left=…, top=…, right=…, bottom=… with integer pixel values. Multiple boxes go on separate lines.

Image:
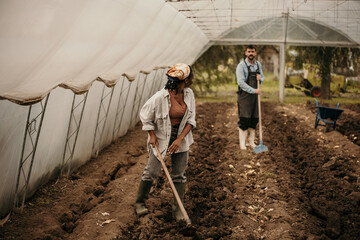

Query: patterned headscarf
left=166, top=63, right=190, bottom=81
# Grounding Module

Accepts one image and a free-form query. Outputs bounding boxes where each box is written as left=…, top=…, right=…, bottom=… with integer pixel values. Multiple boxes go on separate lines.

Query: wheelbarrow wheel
left=310, top=86, right=321, bottom=97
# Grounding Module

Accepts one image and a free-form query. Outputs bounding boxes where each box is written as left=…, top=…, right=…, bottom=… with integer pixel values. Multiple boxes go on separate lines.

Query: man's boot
left=173, top=182, right=185, bottom=221
left=135, top=180, right=153, bottom=216
left=248, top=128, right=256, bottom=148
left=239, top=128, right=248, bottom=150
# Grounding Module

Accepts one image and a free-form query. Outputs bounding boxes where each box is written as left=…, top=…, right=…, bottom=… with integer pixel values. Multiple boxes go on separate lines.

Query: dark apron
left=237, top=62, right=259, bottom=129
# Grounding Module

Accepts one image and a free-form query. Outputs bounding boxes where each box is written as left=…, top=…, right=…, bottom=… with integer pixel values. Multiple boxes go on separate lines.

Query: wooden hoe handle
left=257, top=79, right=263, bottom=142
left=154, top=145, right=191, bottom=224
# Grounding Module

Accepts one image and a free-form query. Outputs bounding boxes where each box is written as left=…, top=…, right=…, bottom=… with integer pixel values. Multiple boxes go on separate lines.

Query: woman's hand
left=148, top=131, right=158, bottom=148
left=168, top=123, right=192, bottom=154
left=168, top=138, right=182, bottom=154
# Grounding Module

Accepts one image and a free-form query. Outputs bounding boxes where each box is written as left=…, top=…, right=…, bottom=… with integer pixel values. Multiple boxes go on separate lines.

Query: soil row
left=1, top=102, right=359, bottom=240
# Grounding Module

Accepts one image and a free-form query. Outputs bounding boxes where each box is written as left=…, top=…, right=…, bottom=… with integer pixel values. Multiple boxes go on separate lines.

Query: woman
left=135, top=63, right=196, bottom=222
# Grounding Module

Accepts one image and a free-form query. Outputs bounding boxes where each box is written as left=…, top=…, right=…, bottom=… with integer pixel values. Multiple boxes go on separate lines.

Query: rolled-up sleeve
left=140, top=99, right=156, bottom=131
left=236, top=62, right=256, bottom=94
left=258, top=61, right=265, bottom=84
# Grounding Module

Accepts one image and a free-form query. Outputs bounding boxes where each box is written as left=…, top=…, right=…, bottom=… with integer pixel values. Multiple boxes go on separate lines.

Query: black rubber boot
left=135, top=180, right=152, bottom=216
left=173, top=182, right=185, bottom=221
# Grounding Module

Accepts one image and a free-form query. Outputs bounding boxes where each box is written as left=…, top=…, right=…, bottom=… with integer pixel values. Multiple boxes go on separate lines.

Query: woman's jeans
left=141, top=125, right=188, bottom=183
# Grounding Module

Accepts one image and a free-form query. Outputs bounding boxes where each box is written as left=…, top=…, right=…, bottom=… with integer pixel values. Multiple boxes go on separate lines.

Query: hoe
left=254, top=79, right=268, bottom=154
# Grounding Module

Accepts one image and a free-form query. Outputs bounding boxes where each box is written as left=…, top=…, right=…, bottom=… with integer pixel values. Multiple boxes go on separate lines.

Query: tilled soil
left=0, top=101, right=359, bottom=240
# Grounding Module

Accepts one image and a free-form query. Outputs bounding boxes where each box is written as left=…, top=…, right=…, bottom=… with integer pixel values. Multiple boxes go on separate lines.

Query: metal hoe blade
left=254, top=140, right=268, bottom=154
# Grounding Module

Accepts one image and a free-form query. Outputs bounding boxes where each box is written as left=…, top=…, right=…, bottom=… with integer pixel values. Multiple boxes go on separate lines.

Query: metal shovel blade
left=254, top=140, right=268, bottom=154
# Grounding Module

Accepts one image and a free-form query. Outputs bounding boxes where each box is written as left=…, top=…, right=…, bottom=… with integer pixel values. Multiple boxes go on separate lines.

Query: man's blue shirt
left=236, top=58, right=264, bottom=94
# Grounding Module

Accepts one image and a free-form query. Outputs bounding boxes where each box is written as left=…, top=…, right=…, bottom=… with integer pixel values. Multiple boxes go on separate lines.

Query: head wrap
left=166, top=63, right=190, bottom=81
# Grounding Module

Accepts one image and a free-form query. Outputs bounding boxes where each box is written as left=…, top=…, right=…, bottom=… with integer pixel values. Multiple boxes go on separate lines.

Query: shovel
left=254, top=78, right=268, bottom=154
left=154, top=145, right=191, bottom=225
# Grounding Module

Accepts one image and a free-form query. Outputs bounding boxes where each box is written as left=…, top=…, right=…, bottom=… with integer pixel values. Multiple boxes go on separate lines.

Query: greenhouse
left=1, top=0, right=359, bottom=239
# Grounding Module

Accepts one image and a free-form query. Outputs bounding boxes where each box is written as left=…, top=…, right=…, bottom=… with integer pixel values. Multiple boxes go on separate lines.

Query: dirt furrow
left=262, top=102, right=359, bottom=239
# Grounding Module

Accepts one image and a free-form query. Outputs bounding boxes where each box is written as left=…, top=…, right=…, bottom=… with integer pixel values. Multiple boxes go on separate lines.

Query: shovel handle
left=154, top=145, right=191, bottom=224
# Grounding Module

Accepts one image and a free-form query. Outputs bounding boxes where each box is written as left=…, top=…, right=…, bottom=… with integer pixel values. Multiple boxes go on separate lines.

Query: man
left=236, top=45, right=264, bottom=150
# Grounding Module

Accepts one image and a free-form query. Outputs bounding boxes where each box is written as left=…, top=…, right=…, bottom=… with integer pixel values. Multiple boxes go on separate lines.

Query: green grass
left=195, top=82, right=238, bottom=102
left=195, top=71, right=360, bottom=105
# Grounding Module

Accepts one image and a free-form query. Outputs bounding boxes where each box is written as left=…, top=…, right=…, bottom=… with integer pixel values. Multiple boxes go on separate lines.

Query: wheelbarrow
left=314, top=99, right=344, bottom=132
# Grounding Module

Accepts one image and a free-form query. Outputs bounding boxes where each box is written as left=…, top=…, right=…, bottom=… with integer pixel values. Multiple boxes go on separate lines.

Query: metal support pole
left=162, top=68, right=169, bottom=88
left=98, top=87, right=114, bottom=150
left=148, top=69, right=159, bottom=97
left=112, top=77, right=125, bottom=141
left=133, top=73, right=148, bottom=128
left=279, top=10, right=289, bottom=103
left=92, top=84, right=115, bottom=157
left=157, top=68, right=167, bottom=91
left=279, top=43, right=286, bottom=103
left=14, top=94, right=50, bottom=211
left=129, top=74, right=142, bottom=129
left=113, top=79, right=132, bottom=140
left=61, top=92, right=88, bottom=176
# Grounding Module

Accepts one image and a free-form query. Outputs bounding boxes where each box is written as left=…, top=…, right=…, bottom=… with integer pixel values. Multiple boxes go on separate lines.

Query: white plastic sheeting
left=168, top=0, right=360, bottom=46
left=221, top=16, right=358, bottom=46
left=0, top=0, right=207, bottom=217
left=0, top=0, right=207, bottom=104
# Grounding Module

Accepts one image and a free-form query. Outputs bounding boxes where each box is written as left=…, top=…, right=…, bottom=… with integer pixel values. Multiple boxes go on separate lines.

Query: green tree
left=192, top=45, right=245, bottom=96
left=317, top=47, right=333, bottom=99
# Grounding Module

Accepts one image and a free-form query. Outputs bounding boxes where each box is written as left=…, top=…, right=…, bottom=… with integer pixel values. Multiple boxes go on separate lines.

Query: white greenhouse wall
left=0, top=70, right=168, bottom=218
left=0, top=101, right=28, bottom=217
